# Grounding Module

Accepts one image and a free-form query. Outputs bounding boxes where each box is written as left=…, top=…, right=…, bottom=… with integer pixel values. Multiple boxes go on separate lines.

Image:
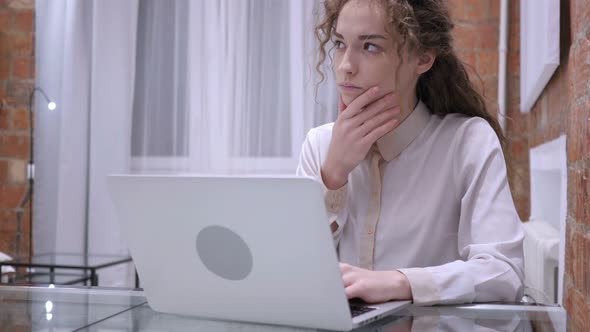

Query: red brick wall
left=451, top=0, right=590, bottom=329
left=0, top=0, right=34, bottom=259
left=449, top=0, right=500, bottom=119
left=562, top=1, right=590, bottom=330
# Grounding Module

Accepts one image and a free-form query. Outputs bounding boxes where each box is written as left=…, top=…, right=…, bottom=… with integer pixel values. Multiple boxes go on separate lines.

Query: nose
left=337, top=48, right=357, bottom=77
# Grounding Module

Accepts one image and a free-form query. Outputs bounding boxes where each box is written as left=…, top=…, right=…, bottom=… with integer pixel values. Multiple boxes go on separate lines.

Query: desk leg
left=90, top=269, right=98, bottom=286
left=135, top=270, right=140, bottom=288
left=49, top=267, right=55, bottom=284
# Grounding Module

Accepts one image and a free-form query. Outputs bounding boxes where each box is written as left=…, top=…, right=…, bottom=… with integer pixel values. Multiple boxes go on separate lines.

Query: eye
left=364, top=43, right=381, bottom=53
left=334, top=40, right=345, bottom=49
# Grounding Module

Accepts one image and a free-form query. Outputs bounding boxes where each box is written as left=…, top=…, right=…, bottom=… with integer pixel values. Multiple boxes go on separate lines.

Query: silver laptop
left=107, top=175, right=410, bottom=331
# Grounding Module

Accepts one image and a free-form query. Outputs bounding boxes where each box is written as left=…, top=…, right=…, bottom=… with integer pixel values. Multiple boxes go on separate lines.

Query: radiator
left=522, top=220, right=560, bottom=303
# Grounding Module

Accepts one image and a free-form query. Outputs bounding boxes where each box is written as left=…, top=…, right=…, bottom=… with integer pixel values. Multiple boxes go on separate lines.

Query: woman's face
left=333, top=0, right=421, bottom=111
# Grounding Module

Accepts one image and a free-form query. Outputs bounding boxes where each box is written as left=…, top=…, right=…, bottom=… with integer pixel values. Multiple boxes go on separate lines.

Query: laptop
left=107, top=175, right=410, bottom=331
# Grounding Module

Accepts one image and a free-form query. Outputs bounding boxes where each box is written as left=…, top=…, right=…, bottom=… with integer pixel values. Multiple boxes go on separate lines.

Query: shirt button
left=367, top=227, right=374, bottom=235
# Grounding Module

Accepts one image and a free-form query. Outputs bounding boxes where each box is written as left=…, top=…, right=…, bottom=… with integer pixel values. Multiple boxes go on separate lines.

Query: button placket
left=359, top=149, right=384, bottom=270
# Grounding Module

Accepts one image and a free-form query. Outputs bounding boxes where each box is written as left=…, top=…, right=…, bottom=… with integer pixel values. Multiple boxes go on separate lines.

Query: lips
left=339, top=83, right=361, bottom=89
left=338, top=83, right=362, bottom=93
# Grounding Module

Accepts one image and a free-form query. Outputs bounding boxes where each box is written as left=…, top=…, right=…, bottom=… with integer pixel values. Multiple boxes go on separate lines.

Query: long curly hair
left=315, top=0, right=507, bottom=151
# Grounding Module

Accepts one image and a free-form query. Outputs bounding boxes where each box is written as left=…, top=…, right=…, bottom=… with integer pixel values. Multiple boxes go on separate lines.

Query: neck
left=398, top=93, right=419, bottom=125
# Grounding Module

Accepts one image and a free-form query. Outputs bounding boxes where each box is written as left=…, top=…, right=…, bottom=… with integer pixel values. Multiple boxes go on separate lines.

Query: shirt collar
left=376, top=100, right=432, bottom=161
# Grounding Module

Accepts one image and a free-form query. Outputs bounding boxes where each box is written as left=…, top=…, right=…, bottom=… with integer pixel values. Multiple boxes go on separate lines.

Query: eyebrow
left=333, top=31, right=387, bottom=41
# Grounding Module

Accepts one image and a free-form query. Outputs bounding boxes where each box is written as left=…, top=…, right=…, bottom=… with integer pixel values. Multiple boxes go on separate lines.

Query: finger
left=357, top=109, right=399, bottom=137
left=339, top=262, right=353, bottom=273
left=340, top=86, right=380, bottom=119
left=342, top=273, right=356, bottom=287
left=352, top=96, right=399, bottom=127
left=362, top=118, right=399, bottom=146
left=338, top=94, right=347, bottom=113
left=344, top=282, right=365, bottom=300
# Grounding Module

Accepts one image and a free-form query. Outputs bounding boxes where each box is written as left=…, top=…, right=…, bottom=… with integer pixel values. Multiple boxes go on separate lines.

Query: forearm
left=398, top=255, right=523, bottom=305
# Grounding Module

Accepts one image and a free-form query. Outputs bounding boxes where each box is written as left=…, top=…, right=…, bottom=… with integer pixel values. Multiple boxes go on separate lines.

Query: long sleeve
left=399, top=118, right=525, bottom=305
left=296, top=127, right=349, bottom=244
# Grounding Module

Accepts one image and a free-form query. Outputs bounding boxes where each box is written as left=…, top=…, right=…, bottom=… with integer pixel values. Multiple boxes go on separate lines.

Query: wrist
left=321, top=161, right=348, bottom=190
left=390, top=270, right=413, bottom=301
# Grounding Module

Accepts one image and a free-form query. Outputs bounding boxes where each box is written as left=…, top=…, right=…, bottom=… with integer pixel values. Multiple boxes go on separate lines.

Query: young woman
left=297, top=0, right=524, bottom=305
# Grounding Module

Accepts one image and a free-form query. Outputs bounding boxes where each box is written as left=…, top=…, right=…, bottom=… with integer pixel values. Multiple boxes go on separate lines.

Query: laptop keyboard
left=349, top=304, right=377, bottom=318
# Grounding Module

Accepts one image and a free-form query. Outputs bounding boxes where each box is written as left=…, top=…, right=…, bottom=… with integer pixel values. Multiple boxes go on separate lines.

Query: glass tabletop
left=398, top=304, right=568, bottom=332
left=82, top=301, right=568, bottom=332
left=2, top=253, right=131, bottom=269
left=0, top=285, right=146, bottom=331
left=0, top=285, right=569, bottom=332
left=80, top=303, right=406, bottom=332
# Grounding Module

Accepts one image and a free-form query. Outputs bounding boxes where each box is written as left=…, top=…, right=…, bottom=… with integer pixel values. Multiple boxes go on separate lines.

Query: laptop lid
left=108, top=174, right=356, bottom=330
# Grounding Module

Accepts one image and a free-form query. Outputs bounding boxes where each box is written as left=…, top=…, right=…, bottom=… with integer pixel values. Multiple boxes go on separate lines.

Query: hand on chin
left=339, top=92, right=363, bottom=112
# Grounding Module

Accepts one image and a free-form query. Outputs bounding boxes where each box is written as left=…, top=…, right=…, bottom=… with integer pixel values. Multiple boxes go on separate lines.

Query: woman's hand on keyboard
left=340, top=263, right=412, bottom=303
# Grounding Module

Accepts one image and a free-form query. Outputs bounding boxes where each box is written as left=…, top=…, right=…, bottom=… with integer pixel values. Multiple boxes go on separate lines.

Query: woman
left=296, top=0, right=524, bottom=305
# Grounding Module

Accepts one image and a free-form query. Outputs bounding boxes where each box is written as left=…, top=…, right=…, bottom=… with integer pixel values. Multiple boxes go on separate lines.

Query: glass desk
left=0, top=253, right=138, bottom=287
left=0, top=285, right=569, bottom=331
left=0, top=285, right=146, bottom=331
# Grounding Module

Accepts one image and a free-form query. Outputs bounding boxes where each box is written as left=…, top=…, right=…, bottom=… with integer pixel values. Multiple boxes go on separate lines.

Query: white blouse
left=296, top=101, right=525, bottom=305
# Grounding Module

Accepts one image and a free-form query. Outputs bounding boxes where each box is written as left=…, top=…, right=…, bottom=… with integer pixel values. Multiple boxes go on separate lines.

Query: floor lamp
left=16, top=87, right=56, bottom=258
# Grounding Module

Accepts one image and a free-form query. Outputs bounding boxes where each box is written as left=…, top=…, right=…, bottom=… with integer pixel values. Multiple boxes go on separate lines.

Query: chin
left=341, top=95, right=355, bottom=108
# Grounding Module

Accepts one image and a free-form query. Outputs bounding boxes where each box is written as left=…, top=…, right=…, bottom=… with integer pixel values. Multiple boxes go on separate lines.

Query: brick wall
left=451, top=0, right=590, bottom=329
left=0, top=0, right=34, bottom=259
left=562, top=1, right=590, bottom=330
left=449, top=0, right=500, bottom=119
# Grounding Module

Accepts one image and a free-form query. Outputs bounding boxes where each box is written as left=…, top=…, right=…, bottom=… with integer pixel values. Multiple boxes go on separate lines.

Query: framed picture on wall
left=520, top=0, right=560, bottom=113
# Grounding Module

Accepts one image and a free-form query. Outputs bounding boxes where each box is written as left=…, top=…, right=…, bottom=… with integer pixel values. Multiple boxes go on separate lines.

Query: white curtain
left=35, top=0, right=138, bottom=287
left=132, top=0, right=338, bottom=174
left=35, top=0, right=90, bottom=257
left=35, top=0, right=337, bottom=287
left=131, top=0, right=190, bottom=171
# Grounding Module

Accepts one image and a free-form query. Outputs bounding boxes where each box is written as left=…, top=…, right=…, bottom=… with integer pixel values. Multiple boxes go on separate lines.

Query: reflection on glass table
left=84, top=300, right=568, bottom=332
left=0, top=253, right=137, bottom=287
left=401, top=304, right=567, bottom=332
left=77, top=304, right=408, bottom=332
left=0, top=285, right=569, bottom=332
left=0, top=285, right=146, bottom=331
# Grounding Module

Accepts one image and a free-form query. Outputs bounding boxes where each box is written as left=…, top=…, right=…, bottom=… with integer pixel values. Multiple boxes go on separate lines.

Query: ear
left=416, top=49, right=436, bottom=75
